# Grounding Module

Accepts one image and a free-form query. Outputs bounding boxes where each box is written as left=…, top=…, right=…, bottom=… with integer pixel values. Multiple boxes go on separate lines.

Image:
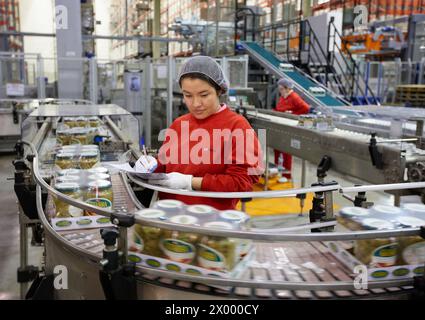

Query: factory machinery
left=13, top=102, right=425, bottom=300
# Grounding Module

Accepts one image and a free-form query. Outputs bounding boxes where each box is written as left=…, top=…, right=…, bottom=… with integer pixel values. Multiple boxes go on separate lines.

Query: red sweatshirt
left=274, top=91, right=310, bottom=115
left=155, top=106, right=263, bottom=210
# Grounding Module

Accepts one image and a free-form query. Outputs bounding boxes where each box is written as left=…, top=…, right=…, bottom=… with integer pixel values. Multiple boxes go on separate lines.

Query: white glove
left=135, top=155, right=157, bottom=173
left=148, top=172, right=193, bottom=190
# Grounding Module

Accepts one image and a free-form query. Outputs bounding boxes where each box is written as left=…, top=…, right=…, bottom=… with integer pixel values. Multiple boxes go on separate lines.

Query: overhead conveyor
left=240, top=41, right=350, bottom=108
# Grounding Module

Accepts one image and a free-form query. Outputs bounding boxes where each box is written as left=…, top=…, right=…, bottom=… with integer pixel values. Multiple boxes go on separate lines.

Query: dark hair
left=179, top=72, right=222, bottom=95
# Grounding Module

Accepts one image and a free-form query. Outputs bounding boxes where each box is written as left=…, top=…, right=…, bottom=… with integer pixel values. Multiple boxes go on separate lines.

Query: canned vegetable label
left=86, top=198, right=112, bottom=209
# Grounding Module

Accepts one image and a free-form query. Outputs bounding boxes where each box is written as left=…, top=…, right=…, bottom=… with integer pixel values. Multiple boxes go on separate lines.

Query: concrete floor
left=0, top=152, right=412, bottom=300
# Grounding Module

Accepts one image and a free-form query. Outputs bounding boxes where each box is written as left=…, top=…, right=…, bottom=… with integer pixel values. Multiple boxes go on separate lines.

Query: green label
left=146, top=259, right=161, bottom=268
left=198, top=245, right=224, bottom=263
left=166, top=264, right=181, bottom=272
left=76, top=218, right=92, bottom=226
left=413, top=266, right=424, bottom=275
left=128, top=254, right=142, bottom=263
left=373, top=244, right=397, bottom=258
left=162, top=239, right=194, bottom=254
left=55, top=220, right=72, bottom=227
left=392, top=268, right=410, bottom=277
left=186, top=268, right=201, bottom=275
left=96, top=217, right=111, bottom=224
left=371, top=270, right=389, bottom=279
left=86, top=198, right=112, bottom=209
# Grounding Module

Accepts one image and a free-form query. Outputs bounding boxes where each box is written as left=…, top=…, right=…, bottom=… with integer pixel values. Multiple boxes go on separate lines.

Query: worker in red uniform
left=274, top=78, right=310, bottom=181
left=147, top=56, right=263, bottom=210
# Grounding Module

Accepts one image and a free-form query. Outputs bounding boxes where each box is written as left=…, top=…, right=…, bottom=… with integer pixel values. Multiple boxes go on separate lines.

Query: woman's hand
left=148, top=172, right=193, bottom=190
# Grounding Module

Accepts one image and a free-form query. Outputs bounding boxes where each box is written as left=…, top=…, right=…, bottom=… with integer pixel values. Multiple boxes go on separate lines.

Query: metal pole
left=144, top=58, right=152, bottom=148
left=36, top=54, right=46, bottom=99
left=264, top=146, right=269, bottom=191
left=89, top=58, right=98, bottom=103
left=166, top=56, right=174, bottom=127
left=299, top=159, right=306, bottom=215
left=19, top=207, right=28, bottom=299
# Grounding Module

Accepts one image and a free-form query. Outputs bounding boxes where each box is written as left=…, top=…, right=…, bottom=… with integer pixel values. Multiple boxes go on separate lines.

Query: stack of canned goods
left=132, top=200, right=252, bottom=272
left=55, top=145, right=100, bottom=169
left=53, top=166, right=113, bottom=218
left=338, top=204, right=425, bottom=267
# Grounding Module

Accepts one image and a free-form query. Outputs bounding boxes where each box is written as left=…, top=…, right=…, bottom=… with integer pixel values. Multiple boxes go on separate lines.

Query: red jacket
left=155, top=106, right=263, bottom=210
left=274, top=91, right=310, bottom=115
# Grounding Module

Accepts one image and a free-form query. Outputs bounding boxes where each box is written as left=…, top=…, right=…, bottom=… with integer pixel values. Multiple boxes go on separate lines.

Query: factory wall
left=19, top=0, right=56, bottom=82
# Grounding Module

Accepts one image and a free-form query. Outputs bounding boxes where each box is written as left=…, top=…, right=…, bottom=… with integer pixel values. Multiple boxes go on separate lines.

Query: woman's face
left=181, top=77, right=220, bottom=120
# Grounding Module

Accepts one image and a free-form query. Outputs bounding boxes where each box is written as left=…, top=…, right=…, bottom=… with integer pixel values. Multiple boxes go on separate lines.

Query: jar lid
left=55, top=182, right=80, bottom=192
left=58, top=169, right=80, bottom=176
left=56, top=175, right=79, bottom=183
left=80, top=151, right=98, bottom=158
left=396, top=216, right=425, bottom=228
left=170, top=215, right=198, bottom=225
left=136, top=209, right=166, bottom=219
left=361, top=218, right=395, bottom=230
left=88, top=167, right=108, bottom=174
left=88, top=173, right=110, bottom=181
left=219, top=210, right=248, bottom=222
left=156, top=199, right=184, bottom=209
left=203, top=221, right=233, bottom=230
left=186, top=205, right=215, bottom=215
left=76, top=116, right=87, bottom=121
left=339, top=206, right=369, bottom=217
left=56, top=129, right=70, bottom=135
left=63, top=117, right=76, bottom=121
left=88, top=179, right=111, bottom=189
left=56, top=152, right=74, bottom=159
left=371, top=205, right=402, bottom=215
left=402, top=203, right=425, bottom=214
left=81, top=144, right=99, bottom=150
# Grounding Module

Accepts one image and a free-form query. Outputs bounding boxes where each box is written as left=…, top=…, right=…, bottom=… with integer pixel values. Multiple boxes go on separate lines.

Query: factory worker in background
left=273, top=78, right=310, bottom=181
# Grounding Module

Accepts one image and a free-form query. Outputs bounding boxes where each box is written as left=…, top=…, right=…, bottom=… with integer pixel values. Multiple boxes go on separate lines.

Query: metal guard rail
left=35, top=184, right=415, bottom=291
left=26, top=139, right=425, bottom=242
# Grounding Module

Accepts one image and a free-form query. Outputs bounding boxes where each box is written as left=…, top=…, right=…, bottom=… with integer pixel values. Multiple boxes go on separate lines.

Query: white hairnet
left=177, top=56, right=229, bottom=94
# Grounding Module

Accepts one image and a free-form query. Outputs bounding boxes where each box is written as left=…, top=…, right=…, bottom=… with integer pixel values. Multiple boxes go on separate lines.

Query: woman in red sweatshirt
left=149, top=56, right=263, bottom=210
left=273, top=78, right=310, bottom=180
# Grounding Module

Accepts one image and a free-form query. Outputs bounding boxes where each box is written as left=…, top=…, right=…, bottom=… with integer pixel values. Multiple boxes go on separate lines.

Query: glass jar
left=70, top=129, right=88, bottom=145
left=133, top=209, right=167, bottom=256
left=63, top=117, right=77, bottom=128
left=76, top=116, right=88, bottom=127
left=395, top=216, right=425, bottom=265
left=55, top=153, right=75, bottom=169
left=153, top=199, right=185, bottom=216
left=354, top=218, right=398, bottom=267
left=88, top=116, right=100, bottom=127
left=57, top=129, right=72, bottom=145
left=197, top=221, right=238, bottom=271
left=186, top=204, right=217, bottom=222
left=54, top=182, right=83, bottom=218
left=160, top=215, right=199, bottom=264
left=218, top=210, right=252, bottom=258
left=338, top=206, right=370, bottom=231
left=79, top=151, right=99, bottom=169
left=85, top=179, right=113, bottom=215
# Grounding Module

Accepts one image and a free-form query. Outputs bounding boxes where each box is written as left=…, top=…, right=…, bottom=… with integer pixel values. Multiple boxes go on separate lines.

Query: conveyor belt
left=240, top=41, right=348, bottom=107
left=43, top=176, right=414, bottom=300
